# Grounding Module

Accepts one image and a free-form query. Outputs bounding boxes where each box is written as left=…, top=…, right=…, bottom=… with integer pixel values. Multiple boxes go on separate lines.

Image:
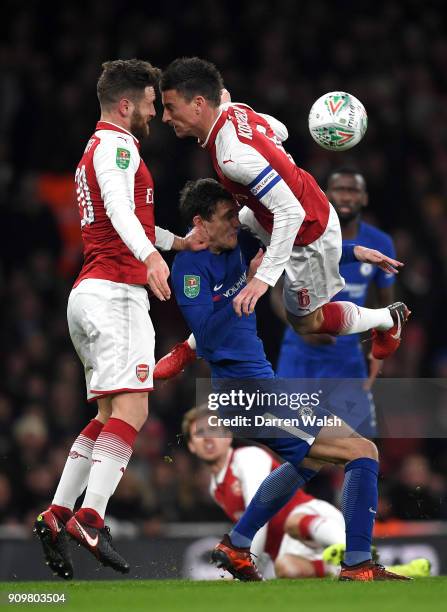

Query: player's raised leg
left=34, top=402, right=111, bottom=580
left=154, top=333, right=197, bottom=380
left=287, top=301, right=410, bottom=360
left=283, top=204, right=410, bottom=359
left=66, top=391, right=148, bottom=573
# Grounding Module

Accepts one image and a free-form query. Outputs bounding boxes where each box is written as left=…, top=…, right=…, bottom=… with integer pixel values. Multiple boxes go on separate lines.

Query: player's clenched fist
left=233, top=277, right=269, bottom=317
left=145, top=251, right=171, bottom=301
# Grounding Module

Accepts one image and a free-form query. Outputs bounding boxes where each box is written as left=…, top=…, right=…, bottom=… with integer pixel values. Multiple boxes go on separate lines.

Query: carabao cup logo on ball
left=308, top=91, right=367, bottom=151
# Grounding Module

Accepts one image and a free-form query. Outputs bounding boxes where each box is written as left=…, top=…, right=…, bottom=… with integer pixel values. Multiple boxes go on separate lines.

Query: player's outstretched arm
left=353, top=245, right=403, bottom=275
left=155, top=225, right=208, bottom=252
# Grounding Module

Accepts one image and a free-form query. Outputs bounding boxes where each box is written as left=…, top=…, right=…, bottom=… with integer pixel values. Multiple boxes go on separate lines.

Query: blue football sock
left=341, top=457, right=379, bottom=566
left=229, top=463, right=316, bottom=548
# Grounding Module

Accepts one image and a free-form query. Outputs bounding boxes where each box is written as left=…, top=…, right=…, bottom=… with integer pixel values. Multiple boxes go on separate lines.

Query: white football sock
left=186, top=333, right=196, bottom=350
left=307, top=516, right=346, bottom=547
left=81, top=425, right=134, bottom=518
left=52, top=433, right=97, bottom=510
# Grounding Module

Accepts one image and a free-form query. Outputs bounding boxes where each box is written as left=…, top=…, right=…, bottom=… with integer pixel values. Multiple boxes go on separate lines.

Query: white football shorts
left=276, top=498, right=345, bottom=566
left=239, top=203, right=345, bottom=317
left=67, top=278, right=155, bottom=401
left=283, top=203, right=345, bottom=317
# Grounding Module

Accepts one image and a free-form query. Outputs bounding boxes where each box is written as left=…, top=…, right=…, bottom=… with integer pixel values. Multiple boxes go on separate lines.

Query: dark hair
left=179, top=178, right=234, bottom=224
left=327, top=167, right=366, bottom=189
left=160, top=57, right=223, bottom=107
left=97, top=59, right=161, bottom=108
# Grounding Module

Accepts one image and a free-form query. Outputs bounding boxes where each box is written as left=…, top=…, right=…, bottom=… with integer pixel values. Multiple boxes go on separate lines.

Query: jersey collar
left=213, top=448, right=234, bottom=485
left=96, top=121, right=140, bottom=148
left=201, top=108, right=226, bottom=150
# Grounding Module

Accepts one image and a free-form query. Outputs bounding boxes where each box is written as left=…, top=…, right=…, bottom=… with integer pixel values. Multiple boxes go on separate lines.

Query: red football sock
left=298, top=514, right=318, bottom=540
left=312, top=560, right=326, bottom=577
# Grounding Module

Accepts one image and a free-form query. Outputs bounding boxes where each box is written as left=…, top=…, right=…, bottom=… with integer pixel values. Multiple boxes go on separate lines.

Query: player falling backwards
left=33, top=59, right=205, bottom=580
left=183, top=406, right=430, bottom=580
left=159, top=177, right=409, bottom=581
left=159, top=57, right=410, bottom=360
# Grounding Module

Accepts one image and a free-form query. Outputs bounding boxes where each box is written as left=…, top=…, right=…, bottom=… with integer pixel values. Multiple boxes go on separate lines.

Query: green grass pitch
left=1, top=578, right=446, bottom=612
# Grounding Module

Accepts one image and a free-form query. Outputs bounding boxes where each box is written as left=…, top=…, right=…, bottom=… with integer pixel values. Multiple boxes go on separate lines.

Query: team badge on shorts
left=297, top=288, right=311, bottom=308
left=184, top=275, right=200, bottom=298
left=136, top=363, right=149, bottom=382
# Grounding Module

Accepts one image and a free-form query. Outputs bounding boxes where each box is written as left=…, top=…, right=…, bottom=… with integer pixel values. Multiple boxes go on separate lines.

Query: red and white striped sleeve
left=217, top=135, right=305, bottom=286
left=93, top=131, right=156, bottom=261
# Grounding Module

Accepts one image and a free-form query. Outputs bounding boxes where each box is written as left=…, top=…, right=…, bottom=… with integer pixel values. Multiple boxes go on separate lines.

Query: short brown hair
left=181, top=404, right=210, bottom=443
left=97, top=59, right=161, bottom=108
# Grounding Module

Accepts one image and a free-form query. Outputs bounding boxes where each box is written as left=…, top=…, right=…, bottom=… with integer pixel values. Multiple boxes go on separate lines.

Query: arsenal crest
left=136, top=363, right=149, bottom=382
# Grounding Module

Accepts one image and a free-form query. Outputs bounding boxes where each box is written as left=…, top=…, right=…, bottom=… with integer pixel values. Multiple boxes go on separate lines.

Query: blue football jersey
left=276, top=222, right=396, bottom=378
left=172, top=230, right=274, bottom=379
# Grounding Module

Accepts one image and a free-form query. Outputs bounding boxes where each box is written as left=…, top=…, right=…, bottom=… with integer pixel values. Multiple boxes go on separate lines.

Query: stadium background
left=1, top=0, right=447, bottom=577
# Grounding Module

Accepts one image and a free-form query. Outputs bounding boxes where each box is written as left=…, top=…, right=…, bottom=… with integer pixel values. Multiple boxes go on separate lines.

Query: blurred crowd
left=1, top=0, right=447, bottom=533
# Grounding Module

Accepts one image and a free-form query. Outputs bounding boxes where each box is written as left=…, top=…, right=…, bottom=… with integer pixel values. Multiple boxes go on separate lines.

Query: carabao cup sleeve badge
left=184, top=275, right=200, bottom=298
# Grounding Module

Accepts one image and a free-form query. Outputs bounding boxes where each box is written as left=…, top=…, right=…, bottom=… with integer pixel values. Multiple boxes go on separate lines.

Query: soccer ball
left=308, top=91, right=367, bottom=151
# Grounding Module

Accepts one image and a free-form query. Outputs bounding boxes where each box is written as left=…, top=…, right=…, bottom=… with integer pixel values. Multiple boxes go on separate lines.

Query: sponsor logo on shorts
left=136, top=363, right=149, bottom=382
left=297, top=288, right=311, bottom=308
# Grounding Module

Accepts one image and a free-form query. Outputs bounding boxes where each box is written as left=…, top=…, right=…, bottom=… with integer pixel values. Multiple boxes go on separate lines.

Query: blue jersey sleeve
left=340, top=243, right=357, bottom=265
left=172, top=254, right=240, bottom=352
left=373, top=233, right=397, bottom=288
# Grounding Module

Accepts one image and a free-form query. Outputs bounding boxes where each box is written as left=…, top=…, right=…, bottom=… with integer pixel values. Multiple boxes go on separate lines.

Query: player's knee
left=111, top=392, right=149, bottom=431
left=275, top=556, right=299, bottom=578
left=95, top=396, right=113, bottom=424
left=287, top=309, right=323, bottom=335
left=345, top=437, right=378, bottom=462
left=284, top=512, right=306, bottom=539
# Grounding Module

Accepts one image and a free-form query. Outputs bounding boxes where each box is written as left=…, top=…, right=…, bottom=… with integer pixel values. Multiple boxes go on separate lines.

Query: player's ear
left=194, top=96, right=207, bottom=114
left=187, top=439, right=195, bottom=453
left=363, top=191, right=369, bottom=209
left=192, top=214, right=204, bottom=228
left=118, top=96, right=132, bottom=118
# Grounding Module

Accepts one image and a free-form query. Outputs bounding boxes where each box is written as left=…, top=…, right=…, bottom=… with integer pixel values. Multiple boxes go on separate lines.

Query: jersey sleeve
left=373, top=233, right=397, bottom=288
left=221, top=142, right=305, bottom=287
left=258, top=113, right=289, bottom=143
left=172, top=255, right=239, bottom=351
left=155, top=226, right=175, bottom=251
left=93, top=134, right=155, bottom=262
left=231, top=447, right=274, bottom=557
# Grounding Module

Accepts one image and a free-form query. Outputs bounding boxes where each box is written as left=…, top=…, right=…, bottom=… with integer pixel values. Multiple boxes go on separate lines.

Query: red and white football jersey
left=74, top=121, right=156, bottom=288
left=203, top=104, right=330, bottom=287
left=210, top=446, right=314, bottom=560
